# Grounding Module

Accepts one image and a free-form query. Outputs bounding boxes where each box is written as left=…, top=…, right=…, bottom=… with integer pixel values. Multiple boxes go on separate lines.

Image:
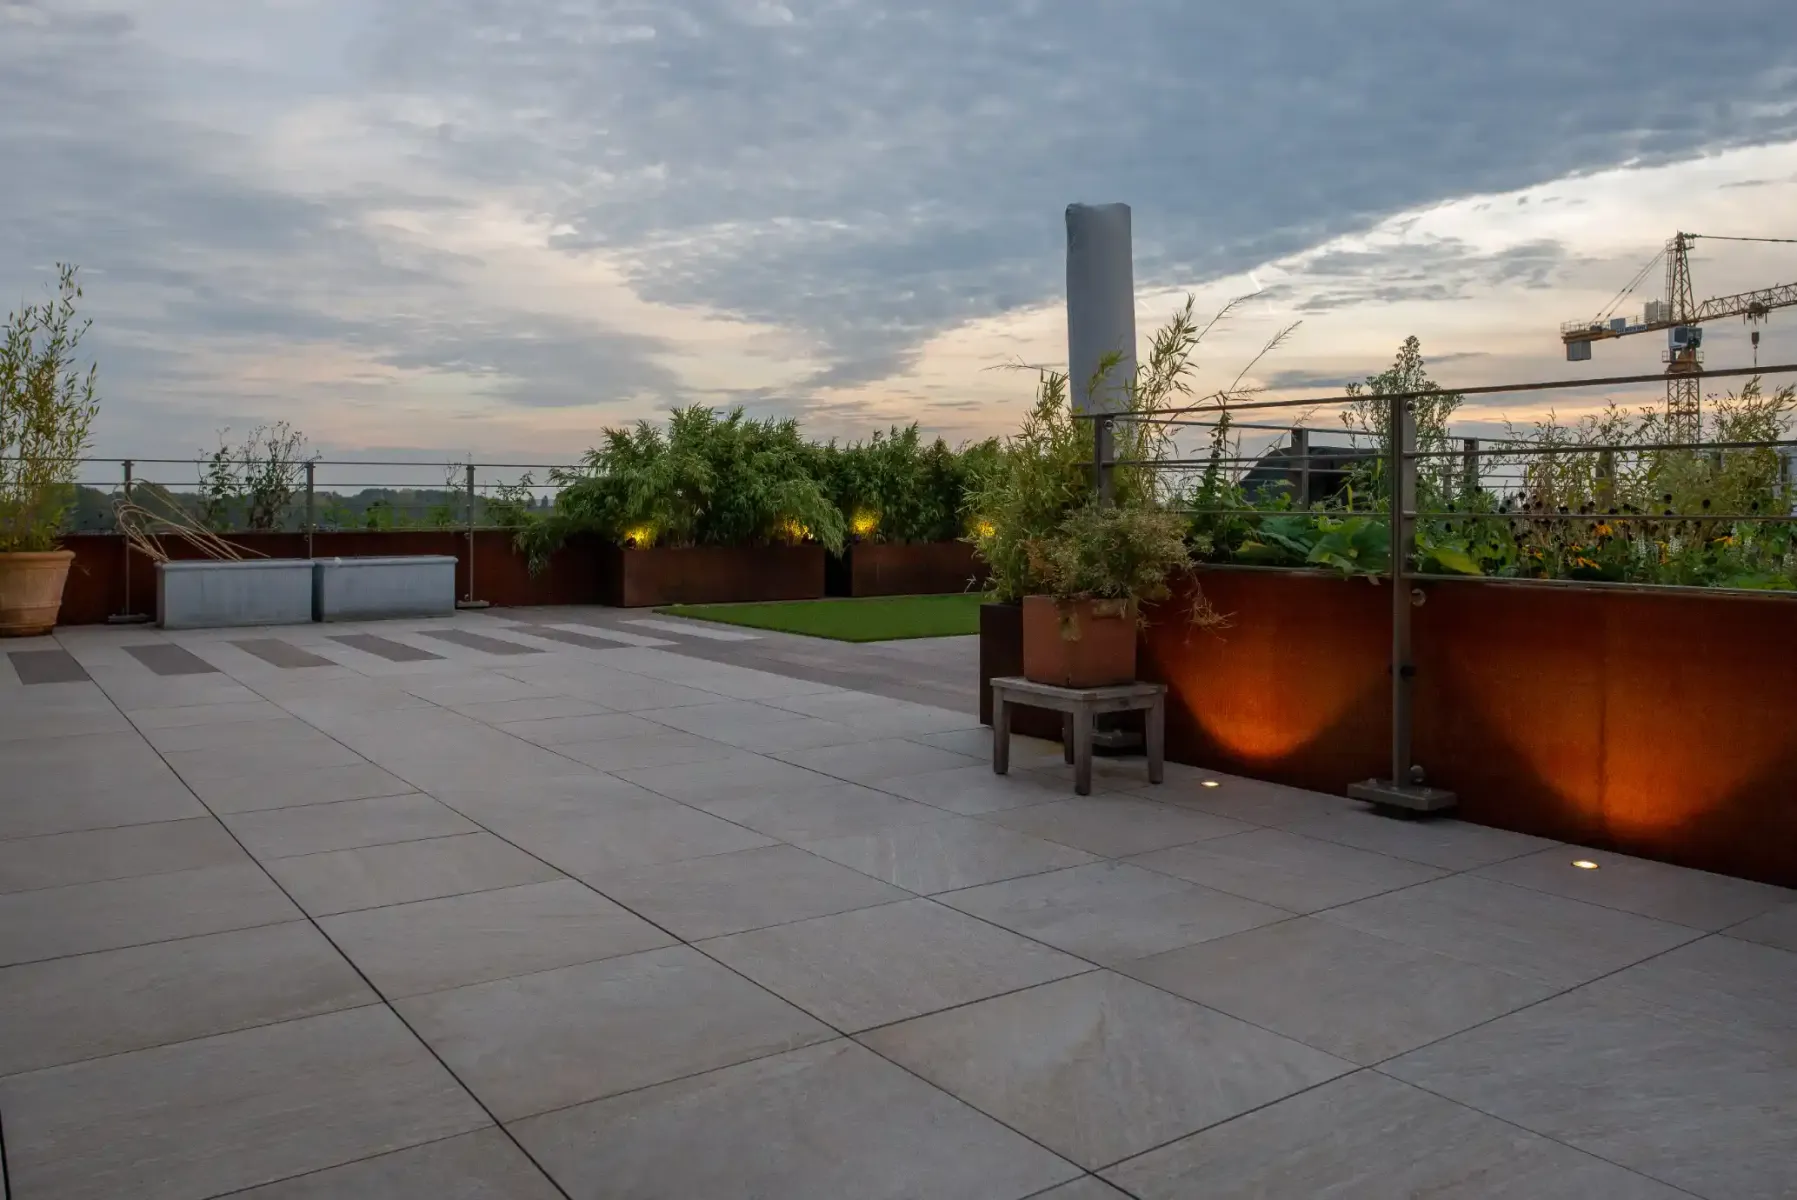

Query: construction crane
left=1561, top=232, right=1797, bottom=441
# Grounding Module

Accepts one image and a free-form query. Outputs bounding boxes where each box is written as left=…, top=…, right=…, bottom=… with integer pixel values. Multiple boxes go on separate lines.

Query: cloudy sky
left=6, top=0, right=1797, bottom=483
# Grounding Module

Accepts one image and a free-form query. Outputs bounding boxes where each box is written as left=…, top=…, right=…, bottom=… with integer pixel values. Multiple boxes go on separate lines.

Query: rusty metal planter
left=601, top=544, right=826, bottom=607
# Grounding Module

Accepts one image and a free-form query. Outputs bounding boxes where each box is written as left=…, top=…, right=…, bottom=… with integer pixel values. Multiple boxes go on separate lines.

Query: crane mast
left=1561, top=232, right=1797, bottom=441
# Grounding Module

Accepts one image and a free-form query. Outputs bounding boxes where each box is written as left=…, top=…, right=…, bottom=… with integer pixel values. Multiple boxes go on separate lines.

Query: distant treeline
left=69, top=484, right=551, bottom=534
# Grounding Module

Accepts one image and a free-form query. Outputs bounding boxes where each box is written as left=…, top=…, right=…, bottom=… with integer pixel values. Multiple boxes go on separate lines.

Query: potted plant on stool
left=1023, top=500, right=1219, bottom=687
left=1, top=265, right=100, bottom=636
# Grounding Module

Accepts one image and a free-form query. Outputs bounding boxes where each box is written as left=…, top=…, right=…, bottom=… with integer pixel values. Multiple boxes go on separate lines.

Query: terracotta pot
left=1021, top=594, right=1138, bottom=687
left=0, top=549, right=76, bottom=637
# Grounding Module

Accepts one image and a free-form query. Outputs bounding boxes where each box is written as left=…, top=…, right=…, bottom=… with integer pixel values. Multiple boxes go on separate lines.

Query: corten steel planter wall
left=57, top=530, right=606, bottom=625
left=600, top=544, right=826, bottom=607
left=826, top=542, right=987, bottom=598
left=1411, top=581, right=1797, bottom=888
left=1137, top=569, right=1391, bottom=795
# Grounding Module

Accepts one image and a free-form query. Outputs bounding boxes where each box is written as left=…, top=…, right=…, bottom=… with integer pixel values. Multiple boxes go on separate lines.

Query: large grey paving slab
left=937, top=862, right=1291, bottom=966
left=0, top=921, right=375, bottom=1076
left=124, top=642, right=221, bottom=675
left=320, top=878, right=675, bottom=999
left=497, top=710, right=667, bottom=746
left=699, top=898, right=1088, bottom=1032
left=420, top=628, right=546, bottom=656
left=773, top=737, right=985, bottom=784
left=1122, top=916, right=1559, bottom=1064
left=264, top=832, right=563, bottom=916
left=1729, top=901, right=1797, bottom=952
left=1387, top=989, right=1797, bottom=1200
left=1573, top=932, right=1797, bottom=1039
left=232, top=1128, right=563, bottom=1199
left=987, top=795, right=1253, bottom=858
left=449, top=693, right=609, bottom=723
left=1128, top=828, right=1446, bottom=913
left=1143, top=772, right=1354, bottom=827
left=512, top=1039, right=1081, bottom=1200
left=553, top=729, right=743, bottom=771
left=128, top=698, right=294, bottom=729
left=398, top=944, right=833, bottom=1120
left=163, top=735, right=368, bottom=782
left=231, top=637, right=338, bottom=668
left=0, top=862, right=299, bottom=965
left=862, top=970, right=1350, bottom=1170
left=329, top=632, right=444, bottom=662
left=7, top=648, right=91, bottom=684
left=593, top=844, right=910, bottom=940
left=639, top=698, right=837, bottom=738
left=1104, top=1069, right=1690, bottom=1200
left=798, top=815, right=1096, bottom=894
left=493, top=798, right=777, bottom=879
left=1031, top=1181, right=1133, bottom=1200
left=614, top=750, right=842, bottom=805
left=0, top=736, right=205, bottom=839
left=187, top=761, right=420, bottom=813
left=0, top=817, right=246, bottom=893
left=688, top=778, right=952, bottom=842
left=1321, top=873, right=1702, bottom=988
left=137, top=713, right=331, bottom=753
left=0, top=1005, right=489, bottom=1200
left=427, top=772, right=671, bottom=826
left=878, top=762, right=1076, bottom=815
left=1283, top=806, right=1559, bottom=871
left=223, top=793, right=479, bottom=859
left=1473, top=845, right=1797, bottom=930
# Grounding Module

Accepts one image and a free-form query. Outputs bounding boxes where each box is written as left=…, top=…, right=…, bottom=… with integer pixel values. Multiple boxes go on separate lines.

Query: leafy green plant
left=1028, top=501, right=1210, bottom=616
left=1, top=265, right=100, bottom=553
left=820, top=424, right=993, bottom=544
left=517, top=405, right=846, bottom=571
left=197, top=422, right=309, bottom=532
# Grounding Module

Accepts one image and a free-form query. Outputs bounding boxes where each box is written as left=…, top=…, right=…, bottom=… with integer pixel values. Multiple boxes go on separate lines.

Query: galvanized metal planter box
left=155, top=559, right=314, bottom=630
left=312, top=555, right=457, bottom=622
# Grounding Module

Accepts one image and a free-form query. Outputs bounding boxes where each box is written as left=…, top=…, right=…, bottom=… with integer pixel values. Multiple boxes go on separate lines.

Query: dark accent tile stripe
left=232, top=639, right=336, bottom=669
left=328, top=634, right=444, bottom=663
left=124, top=644, right=220, bottom=676
left=7, top=649, right=91, bottom=685
left=502, top=625, right=630, bottom=651
left=418, top=629, right=544, bottom=656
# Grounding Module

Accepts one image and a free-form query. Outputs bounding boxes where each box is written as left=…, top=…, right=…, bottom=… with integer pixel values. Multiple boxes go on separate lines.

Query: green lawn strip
left=658, top=593, right=984, bottom=642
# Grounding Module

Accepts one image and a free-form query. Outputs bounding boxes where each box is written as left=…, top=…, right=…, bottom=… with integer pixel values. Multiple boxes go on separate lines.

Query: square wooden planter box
left=601, top=544, right=826, bottom=607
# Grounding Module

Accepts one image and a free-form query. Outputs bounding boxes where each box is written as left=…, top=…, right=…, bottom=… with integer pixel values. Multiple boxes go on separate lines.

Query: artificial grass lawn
left=658, top=593, right=984, bottom=642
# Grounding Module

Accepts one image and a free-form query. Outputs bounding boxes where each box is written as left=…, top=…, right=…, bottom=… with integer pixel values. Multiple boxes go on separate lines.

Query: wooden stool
left=990, top=676, right=1166, bottom=796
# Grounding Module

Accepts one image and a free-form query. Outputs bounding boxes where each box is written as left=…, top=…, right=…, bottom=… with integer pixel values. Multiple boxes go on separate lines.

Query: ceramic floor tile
left=987, top=796, right=1253, bottom=858
left=0, top=818, right=246, bottom=894
left=264, top=833, right=563, bottom=917
left=1123, top=917, right=1560, bottom=1063
left=1105, top=1070, right=1691, bottom=1200
left=1143, top=773, right=1355, bottom=827
left=938, top=861, right=1291, bottom=966
left=187, top=762, right=419, bottom=814
left=231, top=1128, right=563, bottom=1198
left=690, top=780, right=953, bottom=843
left=799, top=816, right=1096, bottom=894
left=495, top=801, right=777, bottom=879
left=862, top=971, right=1351, bottom=1170
left=1728, top=901, right=1797, bottom=953
left=593, top=844, right=909, bottom=940
left=497, top=711, right=667, bottom=747
left=774, top=737, right=985, bottom=785
left=1031, top=1180, right=1134, bottom=1200
left=0, top=921, right=376, bottom=1076
left=1573, top=933, right=1797, bottom=1038
left=222, top=793, right=479, bottom=859
left=1386, top=990, right=1797, bottom=1200
left=1284, top=806, right=1559, bottom=871
left=449, top=695, right=610, bottom=724
left=1129, top=828, right=1445, bottom=914
left=553, top=730, right=742, bottom=772
left=0, top=862, right=300, bottom=966
left=614, top=751, right=842, bottom=806
left=878, top=763, right=1080, bottom=815
left=699, top=898, right=1089, bottom=1032
left=1474, top=846, right=1797, bottom=931
left=0, top=1005, right=488, bottom=1200
left=1321, top=874, right=1702, bottom=988
left=512, top=1039, right=1081, bottom=1200
left=398, top=945, right=832, bottom=1120
left=320, top=878, right=674, bottom=999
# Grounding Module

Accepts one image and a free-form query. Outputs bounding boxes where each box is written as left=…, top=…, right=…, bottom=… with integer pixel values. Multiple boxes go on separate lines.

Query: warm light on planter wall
left=851, top=512, right=879, bottom=538
left=624, top=526, right=657, bottom=549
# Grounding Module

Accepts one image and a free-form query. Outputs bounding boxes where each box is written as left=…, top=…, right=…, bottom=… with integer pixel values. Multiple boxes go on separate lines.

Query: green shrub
left=1, top=265, right=100, bottom=553
left=821, top=424, right=996, bottom=544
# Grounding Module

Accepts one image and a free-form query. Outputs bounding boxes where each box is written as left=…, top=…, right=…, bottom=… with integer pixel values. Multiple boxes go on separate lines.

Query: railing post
left=1290, top=427, right=1310, bottom=507
left=1461, top=438, right=1480, bottom=501
left=1595, top=449, right=1615, bottom=512
left=1094, top=417, right=1113, bottom=505
left=121, top=459, right=133, bottom=618
left=464, top=462, right=476, bottom=605
left=304, top=460, right=316, bottom=559
left=1347, top=395, right=1456, bottom=814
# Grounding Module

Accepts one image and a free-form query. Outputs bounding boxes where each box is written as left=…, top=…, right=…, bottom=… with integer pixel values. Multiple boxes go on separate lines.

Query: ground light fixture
left=1572, top=860, right=1600, bottom=870
left=1201, top=780, right=1221, bottom=788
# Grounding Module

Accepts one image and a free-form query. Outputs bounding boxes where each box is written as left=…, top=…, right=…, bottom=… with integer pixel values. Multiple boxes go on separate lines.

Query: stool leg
left=1061, top=713, right=1074, bottom=764
left=1147, top=694, right=1165, bottom=785
left=1073, top=707, right=1094, bottom=796
left=993, top=692, right=1011, bottom=776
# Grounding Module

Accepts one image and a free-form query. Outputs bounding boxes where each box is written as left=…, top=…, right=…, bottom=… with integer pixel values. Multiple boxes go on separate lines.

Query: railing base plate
left=1348, top=779, right=1458, bottom=814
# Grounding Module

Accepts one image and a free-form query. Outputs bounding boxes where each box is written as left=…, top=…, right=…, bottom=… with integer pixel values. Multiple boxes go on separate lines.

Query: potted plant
left=0, top=265, right=100, bottom=636
left=1022, top=500, right=1209, bottom=687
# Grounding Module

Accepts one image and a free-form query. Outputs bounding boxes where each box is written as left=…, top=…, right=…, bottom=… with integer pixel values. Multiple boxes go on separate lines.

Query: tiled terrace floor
left=2, top=610, right=1795, bottom=1199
